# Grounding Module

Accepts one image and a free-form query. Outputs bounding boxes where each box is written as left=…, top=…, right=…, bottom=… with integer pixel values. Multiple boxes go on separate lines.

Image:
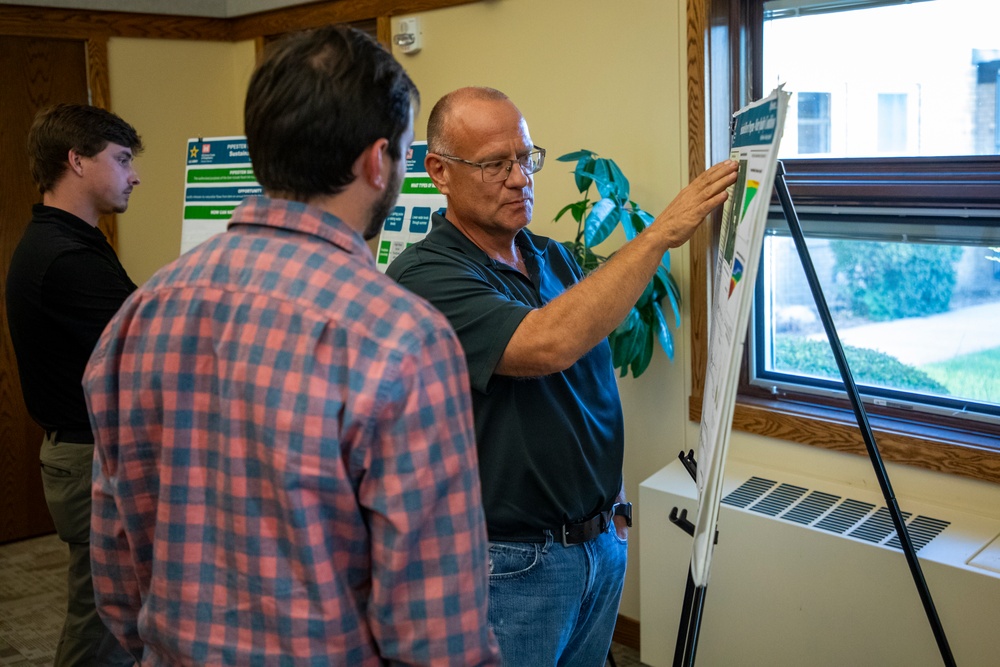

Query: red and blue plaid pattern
left=84, top=197, right=499, bottom=666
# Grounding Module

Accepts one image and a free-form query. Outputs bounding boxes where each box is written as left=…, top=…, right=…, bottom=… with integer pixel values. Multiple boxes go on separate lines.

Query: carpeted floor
left=0, top=533, right=645, bottom=666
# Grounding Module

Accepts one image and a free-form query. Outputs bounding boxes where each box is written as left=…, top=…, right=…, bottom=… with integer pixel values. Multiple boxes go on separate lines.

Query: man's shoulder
left=385, top=233, right=477, bottom=284
left=140, top=229, right=457, bottom=352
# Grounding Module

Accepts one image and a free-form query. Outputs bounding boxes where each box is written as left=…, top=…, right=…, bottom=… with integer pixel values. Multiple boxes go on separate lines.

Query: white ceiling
left=0, top=0, right=318, bottom=18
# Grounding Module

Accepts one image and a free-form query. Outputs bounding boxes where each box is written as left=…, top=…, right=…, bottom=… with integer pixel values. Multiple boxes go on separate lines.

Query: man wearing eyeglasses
left=387, top=86, right=737, bottom=666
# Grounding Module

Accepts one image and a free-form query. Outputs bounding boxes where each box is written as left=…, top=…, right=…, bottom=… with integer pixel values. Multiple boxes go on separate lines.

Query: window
left=689, top=0, right=1000, bottom=483
left=797, top=92, right=831, bottom=154
left=876, top=93, right=907, bottom=153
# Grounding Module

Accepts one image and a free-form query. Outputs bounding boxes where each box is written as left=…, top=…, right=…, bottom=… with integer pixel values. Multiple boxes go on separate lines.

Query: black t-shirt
left=387, top=213, right=624, bottom=540
left=6, top=204, right=137, bottom=438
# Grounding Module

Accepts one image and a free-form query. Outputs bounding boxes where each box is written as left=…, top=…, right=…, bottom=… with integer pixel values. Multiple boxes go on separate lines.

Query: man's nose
left=505, top=160, right=529, bottom=186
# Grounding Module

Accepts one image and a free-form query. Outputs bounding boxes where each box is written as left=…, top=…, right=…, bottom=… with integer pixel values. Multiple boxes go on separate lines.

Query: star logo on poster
left=189, top=145, right=199, bottom=159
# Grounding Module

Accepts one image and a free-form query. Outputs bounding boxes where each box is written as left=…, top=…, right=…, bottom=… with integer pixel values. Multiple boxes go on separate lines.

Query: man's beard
left=362, top=164, right=403, bottom=241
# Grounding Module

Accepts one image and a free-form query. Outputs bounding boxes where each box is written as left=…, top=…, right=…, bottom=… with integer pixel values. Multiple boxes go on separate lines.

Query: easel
left=669, top=161, right=956, bottom=667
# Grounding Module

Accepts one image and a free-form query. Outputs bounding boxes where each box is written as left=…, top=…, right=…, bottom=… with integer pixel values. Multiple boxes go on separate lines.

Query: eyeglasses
left=436, top=147, right=546, bottom=183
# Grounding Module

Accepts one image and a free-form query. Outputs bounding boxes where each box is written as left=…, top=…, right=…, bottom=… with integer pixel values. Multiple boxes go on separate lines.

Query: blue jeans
left=488, top=521, right=627, bottom=667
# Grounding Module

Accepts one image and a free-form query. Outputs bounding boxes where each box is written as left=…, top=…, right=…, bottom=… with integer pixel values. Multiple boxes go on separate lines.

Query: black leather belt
left=46, top=429, right=95, bottom=444
left=560, top=509, right=613, bottom=547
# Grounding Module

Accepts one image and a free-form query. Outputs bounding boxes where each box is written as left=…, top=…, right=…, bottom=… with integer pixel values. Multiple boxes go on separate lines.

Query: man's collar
left=228, top=196, right=372, bottom=261
left=429, top=212, right=548, bottom=265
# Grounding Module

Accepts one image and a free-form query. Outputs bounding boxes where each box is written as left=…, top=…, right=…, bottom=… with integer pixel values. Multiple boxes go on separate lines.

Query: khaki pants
left=39, top=432, right=133, bottom=666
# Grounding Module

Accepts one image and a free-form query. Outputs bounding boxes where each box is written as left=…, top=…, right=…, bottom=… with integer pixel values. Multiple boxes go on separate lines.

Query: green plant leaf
left=610, top=309, right=642, bottom=372
left=584, top=198, right=620, bottom=248
left=570, top=200, right=589, bottom=223
left=574, top=156, right=596, bottom=193
left=607, top=159, right=630, bottom=203
left=615, top=323, right=642, bottom=377
left=592, top=159, right=615, bottom=199
left=652, top=301, right=675, bottom=361
left=635, top=208, right=655, bottom=226
left=623, top=211, right=645, bottom=241
left=630, top=322, right=655, bottom=377
left=653, top=265, right=681, bottom=327
left=554, top=201, right=580, bottom=223
left=557, top=149, right=596, bottom=163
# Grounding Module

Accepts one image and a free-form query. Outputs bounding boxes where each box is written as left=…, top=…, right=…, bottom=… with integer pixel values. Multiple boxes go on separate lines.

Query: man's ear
left=424, top=152, right=450, bottom=196
left=358, top=138, right=391, bottom=190
left=66, top=148, right=85, bottom=177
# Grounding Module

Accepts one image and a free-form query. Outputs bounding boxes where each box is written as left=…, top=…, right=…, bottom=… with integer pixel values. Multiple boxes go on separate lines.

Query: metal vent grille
left=886, top=515, right=951, bottom=551
left=721, top=476, right=950, bottom=552
left=752, top=483, right=808, bottom=516
left=815, top=499, right=876, bottom=533
left=849, top=507, right=912, bottom=543
left=720, top=476, right=776, bottom=508
left=784, top=491, right=839, bottom=525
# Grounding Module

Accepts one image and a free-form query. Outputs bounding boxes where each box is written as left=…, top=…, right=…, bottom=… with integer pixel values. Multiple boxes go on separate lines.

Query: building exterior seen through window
left=754, top=0, right=1000, bottom=426
left=764, top=0, right=1000, bottom=159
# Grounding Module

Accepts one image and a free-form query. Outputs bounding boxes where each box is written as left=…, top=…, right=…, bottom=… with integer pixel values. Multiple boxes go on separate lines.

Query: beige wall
left=108, top=37, right=257, bottom=285
left=104, top=0, right=694, bottom=623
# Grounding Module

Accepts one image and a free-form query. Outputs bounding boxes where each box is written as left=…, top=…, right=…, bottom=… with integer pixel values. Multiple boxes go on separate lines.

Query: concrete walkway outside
left=810, top=301, right=1000, bottom=366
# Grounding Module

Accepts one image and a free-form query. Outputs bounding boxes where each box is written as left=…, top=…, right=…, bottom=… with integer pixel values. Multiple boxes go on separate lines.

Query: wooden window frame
left=686, top=0, right=1000, bottom=485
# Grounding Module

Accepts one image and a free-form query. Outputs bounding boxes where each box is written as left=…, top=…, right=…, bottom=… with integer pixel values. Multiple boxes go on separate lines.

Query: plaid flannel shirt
left=84, top=196, right=498, bottom=666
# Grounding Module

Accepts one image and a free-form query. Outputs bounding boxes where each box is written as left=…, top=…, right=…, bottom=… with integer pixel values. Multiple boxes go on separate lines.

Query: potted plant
left=554, top=149, right=682, bottom=378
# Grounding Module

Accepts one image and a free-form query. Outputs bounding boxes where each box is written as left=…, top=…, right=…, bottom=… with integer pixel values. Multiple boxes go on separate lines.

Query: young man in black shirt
left=6, top=103, right=141, bottom=666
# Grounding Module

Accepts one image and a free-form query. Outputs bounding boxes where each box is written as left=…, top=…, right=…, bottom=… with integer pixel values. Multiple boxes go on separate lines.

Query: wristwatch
left=612, top=501, right=633, bottom=528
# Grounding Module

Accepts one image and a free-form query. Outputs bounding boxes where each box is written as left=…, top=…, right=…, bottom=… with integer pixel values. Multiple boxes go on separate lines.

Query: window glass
left=764, top=0, right=1000, bottom=158
left=753, top=211, right=1000, bottom=424
left=798, top=92, right=831, bottom=154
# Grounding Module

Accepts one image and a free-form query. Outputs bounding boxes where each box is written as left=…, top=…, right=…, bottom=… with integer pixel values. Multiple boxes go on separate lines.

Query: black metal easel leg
left=681, top=584, right=707, bottom=667
left=672, top=568, right=696, bottom=667
left=774, top=162, right=956, bottom=667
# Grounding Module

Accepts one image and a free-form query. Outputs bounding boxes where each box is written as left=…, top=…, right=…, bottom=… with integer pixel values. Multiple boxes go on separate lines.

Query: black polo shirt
left=6, top=204, right=137, bottom=439
left=387, top=213, right=624, bottom=540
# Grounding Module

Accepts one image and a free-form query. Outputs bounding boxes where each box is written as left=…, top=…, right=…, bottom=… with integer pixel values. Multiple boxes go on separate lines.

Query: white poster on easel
left=375, top=141, right=446, bottom=272
left=181, top=137, right=260, bottom=255
left=691, top=86, right=790, bottom=587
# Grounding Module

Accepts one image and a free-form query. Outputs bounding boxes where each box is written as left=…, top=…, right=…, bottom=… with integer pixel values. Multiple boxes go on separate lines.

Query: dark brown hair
left=245, top=25, right=419, bottom=199
left=28, top=104, right=143, bottom=194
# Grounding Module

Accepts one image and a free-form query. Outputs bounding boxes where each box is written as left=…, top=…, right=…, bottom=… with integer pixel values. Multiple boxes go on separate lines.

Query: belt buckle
left=561, top=523, right=572, bottom=548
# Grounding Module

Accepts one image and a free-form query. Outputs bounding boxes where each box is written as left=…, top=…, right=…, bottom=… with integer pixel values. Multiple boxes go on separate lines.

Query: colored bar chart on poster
left=375, top=141, right=446, bottom=272
left=181, top=136, right=260, bottom=255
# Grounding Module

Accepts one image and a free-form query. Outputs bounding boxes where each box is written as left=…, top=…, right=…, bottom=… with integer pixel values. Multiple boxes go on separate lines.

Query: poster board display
left=181, top=136, right=260, bottom=255
left=691, top=87, right=790, bottom=587
left=180, top=138, right=442, bottom=269
left=374, top=142, right=446, bottom=272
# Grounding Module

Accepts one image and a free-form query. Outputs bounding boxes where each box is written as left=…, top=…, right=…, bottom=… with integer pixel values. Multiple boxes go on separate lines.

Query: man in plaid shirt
left=83, top=26, right=498, bottom=666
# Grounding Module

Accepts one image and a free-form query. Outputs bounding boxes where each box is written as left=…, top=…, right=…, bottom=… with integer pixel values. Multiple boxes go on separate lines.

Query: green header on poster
left=184, top=205, right=238, bottom=220
left=401, top=177, right=439, bottom=194
left=187, top=167, right=256, bottom=184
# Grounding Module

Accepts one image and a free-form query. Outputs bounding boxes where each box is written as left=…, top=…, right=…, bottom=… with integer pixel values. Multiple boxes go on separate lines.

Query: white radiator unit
left=639, top=456, right=1000, bottom=666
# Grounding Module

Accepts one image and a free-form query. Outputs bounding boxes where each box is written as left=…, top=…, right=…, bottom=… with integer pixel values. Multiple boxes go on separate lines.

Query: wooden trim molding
left=0, top=5, right=230, bottom=40
left=689, top=394, right=1000, bottom=485
left=687, top=0, right=711, bottom=411
left=0, top=0, right=479, bottom=43
left=230, top=0, right=479, bottom=41
left=376, top=15, right=393, bottom=49
left=613, top=614, right=640, bottom=651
